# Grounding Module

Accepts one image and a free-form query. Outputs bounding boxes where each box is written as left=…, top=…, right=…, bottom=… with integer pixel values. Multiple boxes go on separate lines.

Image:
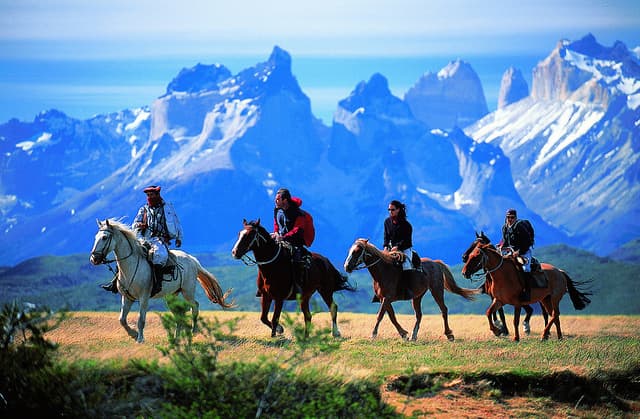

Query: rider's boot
left=151, top=264, right=164, bottom=296
left=520, top=272, right=532, bottom=301
left=100, top=276, right=118, bottom=293
left=403, top=270, right=415, bottom=299
left=293, top=262, right=305, bottom=297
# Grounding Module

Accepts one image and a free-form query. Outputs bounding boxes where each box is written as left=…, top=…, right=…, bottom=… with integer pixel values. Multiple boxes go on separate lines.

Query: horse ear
left=96, top=219, right=101, bottom=227
left=256, top=218, right=261, bottom=226
left=243, top=218, right=247, bottom=225
left=106, top=219, right=110, bottom=227
left=475, top=231, right=480, bottom=238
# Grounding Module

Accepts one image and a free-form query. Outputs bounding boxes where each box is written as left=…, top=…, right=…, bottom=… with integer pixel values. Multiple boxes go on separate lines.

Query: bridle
left=237, top=225, right=282, bottom=266
left=347, top=240, right=382, bottom=271
left=466, top=245, right=504, bottom=279
left=92, top=224, right=141, bottom=294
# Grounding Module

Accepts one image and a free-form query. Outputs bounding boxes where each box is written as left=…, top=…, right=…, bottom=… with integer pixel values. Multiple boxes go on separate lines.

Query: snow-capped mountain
left=0, top=35, right=637, bottom=267
left=467, top=33, right=640, bottom=255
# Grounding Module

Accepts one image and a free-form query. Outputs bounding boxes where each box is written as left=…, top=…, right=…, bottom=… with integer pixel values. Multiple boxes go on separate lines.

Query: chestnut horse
left=461, top=231, right=548, bottom=336
left=344, top=238, right=480, bottom=341
left=231, top=219, right=356, bottom=338
left=461, top=242, right=591, bottom=341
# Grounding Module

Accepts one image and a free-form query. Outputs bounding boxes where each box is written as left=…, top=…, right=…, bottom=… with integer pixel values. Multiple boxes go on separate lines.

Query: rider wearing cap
left=498, top=208, right=535, bottom=301
left=101, top=185, right=183, bottom=296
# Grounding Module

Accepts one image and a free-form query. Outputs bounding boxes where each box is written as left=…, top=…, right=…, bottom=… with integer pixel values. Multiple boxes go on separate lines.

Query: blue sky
left=1, top=0, right=639, bottom=122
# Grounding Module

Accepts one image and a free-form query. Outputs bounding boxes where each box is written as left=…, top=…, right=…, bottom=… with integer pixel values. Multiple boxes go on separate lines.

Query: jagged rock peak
left=165, top=63, right=232, bottom=95
left=404, top=59, right=488, bottom=129
left=267, top=45, right=292, bottom=71
left=532, top=34, right=639, bottom=105
left=437, top=59, right=476, bottom=79
left=354, top=73, right=391, bottom=98
left=498, top=67, right=529, bottom=109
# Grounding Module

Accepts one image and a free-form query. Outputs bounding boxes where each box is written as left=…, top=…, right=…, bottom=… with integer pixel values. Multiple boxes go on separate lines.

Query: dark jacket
left=501, top=219, right=533, bottom=254
left=383, top=217, right=413, bottom=251
left=273, top=205, right=306, bottom=247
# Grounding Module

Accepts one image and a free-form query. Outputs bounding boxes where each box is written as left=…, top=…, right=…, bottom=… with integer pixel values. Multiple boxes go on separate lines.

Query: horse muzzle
left=90, top=252, right=104, bottom=265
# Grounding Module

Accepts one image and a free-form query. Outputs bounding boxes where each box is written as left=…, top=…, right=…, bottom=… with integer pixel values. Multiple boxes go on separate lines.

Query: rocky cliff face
left=404, top=60, right=489, bottom=129
left=498, top=67, right=529, bottom=108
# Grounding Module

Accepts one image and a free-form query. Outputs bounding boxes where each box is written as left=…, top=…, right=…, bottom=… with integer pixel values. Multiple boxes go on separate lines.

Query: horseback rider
left=383, top=200, right=415, bottom=299
left=269, top=187, right=309, bottom=297
left=100, top=185, right=183, bottom=296
left=498, top=208, right=534, bottom=301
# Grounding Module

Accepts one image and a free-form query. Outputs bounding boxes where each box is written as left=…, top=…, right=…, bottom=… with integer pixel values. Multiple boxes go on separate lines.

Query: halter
left=238, top=225, right=282, bottom=266
left=348, top=241, right=383, bottom=270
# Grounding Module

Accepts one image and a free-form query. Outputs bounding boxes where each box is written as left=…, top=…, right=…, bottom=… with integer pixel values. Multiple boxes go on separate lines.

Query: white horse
left=90, top=219, right=234, bottom=343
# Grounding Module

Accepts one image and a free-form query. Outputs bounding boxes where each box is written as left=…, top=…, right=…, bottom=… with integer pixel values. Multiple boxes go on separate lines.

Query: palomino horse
left=90, top=219, right=234, bottom=343
left=461, top=231, right=548, bottom=336
left=231, top=219, right=356, bottom=338
left=343, top=239, right=480, bottom=341
left=461, top=242, right=591, bottom=341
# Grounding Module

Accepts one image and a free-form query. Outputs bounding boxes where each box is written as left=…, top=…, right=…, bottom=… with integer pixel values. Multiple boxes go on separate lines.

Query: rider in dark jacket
left=269, top=188, right=308, bottom=297
left=498, top=208, right=535, bottom=301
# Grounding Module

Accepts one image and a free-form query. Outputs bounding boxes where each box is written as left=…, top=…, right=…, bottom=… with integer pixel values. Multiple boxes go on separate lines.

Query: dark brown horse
left=231, top=219, right=356, bottom=338
left=344, top=238, right=480, bottom=341
left=461, top=231, right=548, bottom=336
left=461, top=242, right=591, bottom=341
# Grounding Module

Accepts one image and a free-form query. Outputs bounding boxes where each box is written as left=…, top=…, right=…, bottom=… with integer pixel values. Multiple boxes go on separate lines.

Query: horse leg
left=523, top=304, right=533, bottom=335
left=371, top=300, right=387, bottom=338
left=539, top=297, right=556, bottom=340
left=271, top=300, right=285, bottom=338
left=320, top=291, right=341, bottom=338
left=136, top=296, right=149, bottom=343
left=498, top=308, right=509, bottom=336
left=486, top=299, right=503, bottom=337
left=410, top=297, right=423, bottom=341
left=119, top=297, right=138, bottom=340
left=300, top=297, right=312, bottom=339
left=431, top=290, right=454, bottom=341
left=260, top=296, right=282, bottom=335
left=512, top=306, right=521, bottom=342
left=190, top=300, right=200, bottom=335
left=384, top=302, right=409, bottom=340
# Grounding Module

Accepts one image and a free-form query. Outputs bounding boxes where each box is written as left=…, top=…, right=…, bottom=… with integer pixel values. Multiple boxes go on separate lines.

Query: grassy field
left=44, top=311, right=640, bottom=418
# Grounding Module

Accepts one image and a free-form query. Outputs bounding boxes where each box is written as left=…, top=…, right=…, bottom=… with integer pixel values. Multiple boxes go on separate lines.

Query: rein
left=239, top=227, right=283, bottom=266
left=96, top=226, right=142, bottom=295
left=473, top=247, right=504, bottom=278
left=350, top=241, right=383, bottom=270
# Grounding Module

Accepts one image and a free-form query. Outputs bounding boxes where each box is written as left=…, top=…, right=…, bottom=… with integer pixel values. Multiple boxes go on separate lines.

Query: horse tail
left=322, top=257, right=356, bottom=292
left=195, top=262, right=236, bottom=309
left=561, top=270, right=592, bottom=310
left=439, top=261, right=480, bottom=301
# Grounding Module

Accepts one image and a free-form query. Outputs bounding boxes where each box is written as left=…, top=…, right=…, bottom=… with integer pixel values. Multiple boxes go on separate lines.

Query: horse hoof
left=446, top=334, right=454, bottom=342
left=276, top=325, right=284, bottom=335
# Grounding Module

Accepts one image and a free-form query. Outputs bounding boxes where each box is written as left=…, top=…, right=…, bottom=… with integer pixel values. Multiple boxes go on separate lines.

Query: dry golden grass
left=44, top=311, right=640, bottom=418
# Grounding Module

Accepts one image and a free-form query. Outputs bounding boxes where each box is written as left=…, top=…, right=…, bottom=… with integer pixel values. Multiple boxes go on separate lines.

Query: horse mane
left=355, top=238, right=398, bottom=264
left=104, top=218, right=146, bottom=257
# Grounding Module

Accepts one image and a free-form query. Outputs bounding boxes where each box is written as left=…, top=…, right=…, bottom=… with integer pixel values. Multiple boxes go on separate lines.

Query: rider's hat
left=506, top=208, right=517, bottom=217
left=143, top=185, right=161, bottom=194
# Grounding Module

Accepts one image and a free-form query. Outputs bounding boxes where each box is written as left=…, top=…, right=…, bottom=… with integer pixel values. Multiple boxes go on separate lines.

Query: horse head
left=343, top=238, right=370, bottom=273
left=231, top=218, right=273, bottom=260
left=90, top=219, right=115, bottom=265
left=462, top=231, right=492, bottom=263
left=461, top=241, right=490, bottom=279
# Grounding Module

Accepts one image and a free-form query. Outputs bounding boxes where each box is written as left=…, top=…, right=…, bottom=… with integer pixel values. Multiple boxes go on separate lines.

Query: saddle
left=514, top=255, right=547, bottom=288
left=389, top=250, right=423, bottom=271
